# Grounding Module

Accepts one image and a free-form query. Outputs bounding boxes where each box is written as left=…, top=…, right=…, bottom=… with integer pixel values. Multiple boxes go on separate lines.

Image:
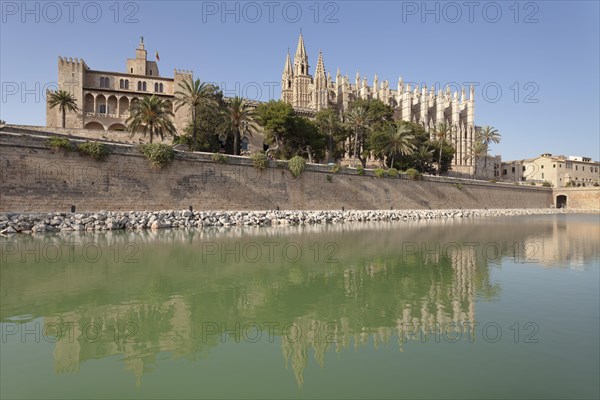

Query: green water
left=1, top=214, right=599, bottom=399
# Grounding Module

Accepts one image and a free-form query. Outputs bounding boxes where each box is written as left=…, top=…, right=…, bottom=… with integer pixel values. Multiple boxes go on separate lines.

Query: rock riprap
left=0, top=208, right=583, bottom=235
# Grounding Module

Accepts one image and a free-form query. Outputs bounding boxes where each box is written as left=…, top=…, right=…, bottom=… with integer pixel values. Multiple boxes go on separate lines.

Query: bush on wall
left=139, top=144, right=175, bottom=169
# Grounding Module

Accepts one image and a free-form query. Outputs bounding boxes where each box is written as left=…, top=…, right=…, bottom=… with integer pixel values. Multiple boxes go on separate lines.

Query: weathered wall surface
left=553, top=188, right=600, bottom=210
left=0, top=132, right=554, bottom=212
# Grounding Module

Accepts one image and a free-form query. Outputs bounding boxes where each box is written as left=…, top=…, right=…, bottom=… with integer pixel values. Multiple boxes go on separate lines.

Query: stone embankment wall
left=0, top=130, right=554, bottom=212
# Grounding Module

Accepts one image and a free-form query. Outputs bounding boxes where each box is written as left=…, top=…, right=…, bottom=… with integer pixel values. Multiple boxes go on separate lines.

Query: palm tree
left=126, top=95, right=176, bottom=143
left=175, top=77, right=217, bottom=150
left=344, top=106, right=373, bottom=167
left=47, top=90, right=79, bottom=128
left=479, top=126, right=501, bottom=146
left=478, top=126, right=501, bottom=172
left=218, top=96, right=258, bottom=155
left=315, top=108, right=341, bottom=163
left=431, top=122, right=453, bottom=175
left=415, top=145, right=434, bottom=173
left=464, top=139, right=488, bottom=178
left=383, top=125, right=416, bottom=168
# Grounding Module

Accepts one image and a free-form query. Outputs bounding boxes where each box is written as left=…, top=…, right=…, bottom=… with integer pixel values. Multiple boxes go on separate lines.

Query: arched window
left=159, top=83, right=163, bottom=92
left=154, top=83, right=159, bottom=92
left=120, top=79, right=124, bottom=89
left=137, top=81, right=142, bottom=91
left=124, top=80, right=129, bottom=89
left=142, top=82, right=147, bottom=91
left=149, top=70, right=153, bottom=76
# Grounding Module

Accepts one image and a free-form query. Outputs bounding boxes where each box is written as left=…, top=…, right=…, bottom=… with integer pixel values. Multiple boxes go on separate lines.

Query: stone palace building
left=281, top=33, right=477, bottom=174
left=46, top=38, right=191, bottom=133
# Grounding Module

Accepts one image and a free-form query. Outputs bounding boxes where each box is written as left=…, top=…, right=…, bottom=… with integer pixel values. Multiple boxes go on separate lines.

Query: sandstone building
left=502, top=153, right=600, bottom=187
left=46, top=38, right=191, bottom=133
left=281, top=33, right=477, bottom=174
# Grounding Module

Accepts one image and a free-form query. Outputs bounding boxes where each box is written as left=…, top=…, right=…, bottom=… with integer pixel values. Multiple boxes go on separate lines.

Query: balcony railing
left=84, top=112, right=122, bottom=118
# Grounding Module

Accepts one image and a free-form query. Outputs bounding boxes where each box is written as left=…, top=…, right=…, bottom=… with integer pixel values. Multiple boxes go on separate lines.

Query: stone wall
left=0, top=131, right=554, bottom=213
left=553, top=187, right=600, bottom=210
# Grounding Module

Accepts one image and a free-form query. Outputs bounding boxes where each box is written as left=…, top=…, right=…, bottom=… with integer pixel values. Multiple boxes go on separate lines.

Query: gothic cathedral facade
left=281, top=33, right=477, bottom=174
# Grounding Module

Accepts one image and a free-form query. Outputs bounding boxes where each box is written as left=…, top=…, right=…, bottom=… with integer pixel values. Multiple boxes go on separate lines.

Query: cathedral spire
left=293, top=32, right=309, bottom=75
left=315, top=50, right=326, bottom=78
left=283, top=49, right=293, bottom=77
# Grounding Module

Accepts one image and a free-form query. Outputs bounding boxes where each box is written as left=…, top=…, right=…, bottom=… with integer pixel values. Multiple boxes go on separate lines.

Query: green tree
left=47, top=90, right=79, bottom=128
left=477, top=126, right=501, bottom=173
left=175, top=77, right=218, bottom=150
left=380, top=124, right=416, bottom=167
left=414, top=145, right=434, bottom=173
left=126, top=95, right=176, bottom=144
left=431, top=122, right=453, bottom=175
left=465, top=139, right=489, bottom=178
left=315, top=108, right=343, bottom=163
left=479, top=126, right=501, bottom=146
left=255, top=100, right=296, bottom=154
left=344, top=106, right=373, bottom=167
left=218, top=96, right=258, bottom=155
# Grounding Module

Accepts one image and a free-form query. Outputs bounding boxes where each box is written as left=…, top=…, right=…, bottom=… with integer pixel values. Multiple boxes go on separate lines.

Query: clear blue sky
left=1, top=0, right=598, bottom=161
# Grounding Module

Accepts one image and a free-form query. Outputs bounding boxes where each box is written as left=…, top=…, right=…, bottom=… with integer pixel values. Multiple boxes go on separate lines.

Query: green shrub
left=374, top=168, right=386, bottom=178
left=405, top=168, right=422, bottom=181
left=454, top=183, right=463, bottom=190
left=489, top=179, right=497, bottom=183
left=211, top=153, right=228, bottom=164
left=356, top=166, right=364, bottom=175
left=530, top=182, right=536, bottom=186
left=330, top=164, right=341, bottom=174
left=387, top=168, right=399, bottom=178
left=251, top=152, right=269, bottom=170
left=542, top=181, right=552, bottom=187
left=594, top=182, right=599, bottom=187
left=47, top=136, right=72, bottom=151
left=288, top=155, right=306, bottom=178
left=77, top=141, right=110, bottom=161
left=326, top=174, right=332, bottom=183
left=139, top=143, right=175, bottom=169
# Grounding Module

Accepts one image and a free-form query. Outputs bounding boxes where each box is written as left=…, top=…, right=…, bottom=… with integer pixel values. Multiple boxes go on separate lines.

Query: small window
left=137, top=81, right=142, bottom=91
left=149, top=70, right=153, bottom=76
left=542, top=173, right=544, bottom=179
left=99, top=104, right=106, bottom=114
left=125, top=80, right=129, bottom=89
left=503, top=169, right=507, bottom=175
left=576, top=166, right=578, bottom=170
left=522, top=166, right=526, bottom=171
left=582, top=166, right=585, bottom=171
left=159, top=83, right=163, bottom=92
left=130, top=68, right=134, bottom=73
left=553, top=164, right=556, bottom=168
left=541, top=165, right=544, bottom=169
left=155, top=83, right=159, bottom=92
left=512, top=167, right=516, bottom=173
left=142, top=82, right=147, bottom=91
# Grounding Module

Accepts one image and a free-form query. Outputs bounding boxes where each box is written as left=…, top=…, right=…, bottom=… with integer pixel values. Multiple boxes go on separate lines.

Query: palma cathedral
left=281, top=33, right=477, bottom=174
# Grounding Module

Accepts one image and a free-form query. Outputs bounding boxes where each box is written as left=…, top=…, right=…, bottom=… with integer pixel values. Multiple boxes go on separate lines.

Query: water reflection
left=1, top=214, right=598, bottom=387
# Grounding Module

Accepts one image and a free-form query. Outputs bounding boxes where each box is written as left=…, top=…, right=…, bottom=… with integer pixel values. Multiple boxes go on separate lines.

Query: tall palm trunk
left=438, top=142, right=443, bottom=175
left=192, top=107, right=197, bottom=150
left=233, top=126, right=240, bottom=156
left=353, top=128, right=359, bottom=167
left=61, top=108, right=66, bottom=128
left=328, top=130, right=334, bottom=163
